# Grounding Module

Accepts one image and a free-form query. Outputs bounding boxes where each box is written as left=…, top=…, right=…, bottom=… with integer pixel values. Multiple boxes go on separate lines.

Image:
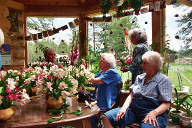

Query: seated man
left=44, top=48, right=64, bottom=69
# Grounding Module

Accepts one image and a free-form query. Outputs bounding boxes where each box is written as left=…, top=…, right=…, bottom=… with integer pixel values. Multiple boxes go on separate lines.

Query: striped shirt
left=130, top=72, right=172, bottom=102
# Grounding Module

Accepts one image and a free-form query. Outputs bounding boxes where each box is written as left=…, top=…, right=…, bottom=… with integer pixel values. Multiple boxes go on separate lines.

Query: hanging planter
left=101, top=0, right=144, bottom=16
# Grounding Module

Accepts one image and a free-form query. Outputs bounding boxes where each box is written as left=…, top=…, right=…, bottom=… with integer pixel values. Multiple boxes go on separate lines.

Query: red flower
left=123, top=29, right=129, bottom=35
left=126, top=58, right=132, bottom=64
left=5, top=88, right=12, bottom=93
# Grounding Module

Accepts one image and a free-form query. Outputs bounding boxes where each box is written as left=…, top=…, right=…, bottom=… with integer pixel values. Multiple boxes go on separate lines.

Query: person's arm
left=116, top=92, right=133, bottom=121
left=88, top=77, right=104, bottom=85
left=143, top=102, right=170, bottom=127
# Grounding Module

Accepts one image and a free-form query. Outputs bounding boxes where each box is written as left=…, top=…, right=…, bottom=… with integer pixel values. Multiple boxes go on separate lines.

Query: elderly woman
left=121, top=29, right=151, bottom=84
left=89, top=53, right=122, bottom=110
left=89, top=53, right=122, bottom=127
left=103, top=51, right=172, bottom=128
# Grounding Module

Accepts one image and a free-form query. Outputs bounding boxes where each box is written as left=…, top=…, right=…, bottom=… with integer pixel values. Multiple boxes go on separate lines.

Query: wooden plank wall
left=0, top=0, right=25, bottom=70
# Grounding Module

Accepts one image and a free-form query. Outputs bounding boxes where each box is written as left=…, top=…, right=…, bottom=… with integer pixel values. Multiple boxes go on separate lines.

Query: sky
left=32, top=4, right=192, bottom=51
left=137, top=4, right=192, bottom=51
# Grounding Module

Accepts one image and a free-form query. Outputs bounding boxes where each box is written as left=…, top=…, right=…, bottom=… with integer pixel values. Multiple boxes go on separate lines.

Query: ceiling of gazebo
left=13, top=0, right=101, bottom=17
left=12, top=0, right=192, bottom=17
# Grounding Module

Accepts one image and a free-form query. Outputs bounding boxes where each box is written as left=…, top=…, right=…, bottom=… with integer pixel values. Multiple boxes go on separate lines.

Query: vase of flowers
left=72, top=64, right=94, bottom=90
left=43, top=65, right=78, bottom=110
left=0, top=70, right=30, bottom=120
left=47, top=96, right=63, bottom=109
left=0, top=107, right=14, bottom=120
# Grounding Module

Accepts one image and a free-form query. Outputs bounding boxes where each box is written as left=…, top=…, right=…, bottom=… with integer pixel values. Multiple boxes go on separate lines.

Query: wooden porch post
left=152, top=7, right=166, bottom=53
left=24, top=15, right=28, bottom=67
left=79, top=14, right=88, bottom=59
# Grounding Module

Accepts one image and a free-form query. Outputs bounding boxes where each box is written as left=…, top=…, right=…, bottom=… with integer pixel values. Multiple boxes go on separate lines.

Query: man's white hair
left=142, top=51, right=163, bottom=71
left=101, top=53, right=116, bottom=67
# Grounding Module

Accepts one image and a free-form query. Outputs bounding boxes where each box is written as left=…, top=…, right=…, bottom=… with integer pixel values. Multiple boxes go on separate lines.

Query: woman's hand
left=143, top=110, right=158, bottom=127
left=116, top=108, right=126, bottom=121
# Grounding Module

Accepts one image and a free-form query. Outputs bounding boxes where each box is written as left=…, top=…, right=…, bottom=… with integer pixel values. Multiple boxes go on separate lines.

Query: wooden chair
left=111, top=82, right=123, bottom=109
left=96, top=82, right=123, bottom=128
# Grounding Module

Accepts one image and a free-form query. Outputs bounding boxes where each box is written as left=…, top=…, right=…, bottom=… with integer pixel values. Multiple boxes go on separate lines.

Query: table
left=0, top=96, right=100, bottom=128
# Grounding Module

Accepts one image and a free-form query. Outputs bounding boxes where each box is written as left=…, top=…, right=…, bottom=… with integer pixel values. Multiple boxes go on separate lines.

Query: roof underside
left=13, top=0, right=192, bottom=17
left=14, top=0, right=102, bottom=17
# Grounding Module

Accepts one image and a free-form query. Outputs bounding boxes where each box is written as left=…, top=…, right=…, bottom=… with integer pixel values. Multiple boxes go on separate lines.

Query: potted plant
left=0, top=70, right=30, bottom=120
left=179, top=95, right=192, bottom=128
left=43, top=65, right=79, bottom=109
left=169, top=88, right=189, bottom=124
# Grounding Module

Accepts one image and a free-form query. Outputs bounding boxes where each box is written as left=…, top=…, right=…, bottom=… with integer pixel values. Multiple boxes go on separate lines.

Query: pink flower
left=126, top=58, right=132, bottom=64
left=5, top=88, right=12, bottom=93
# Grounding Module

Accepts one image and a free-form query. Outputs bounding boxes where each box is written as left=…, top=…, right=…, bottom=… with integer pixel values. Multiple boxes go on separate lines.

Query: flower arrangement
left=72, top=64, right=95, bottom=90
left=43, top=65, right=78, bottom=99
left=0, top=70, right=30, bottom=109
left=117, top=55, right=132, bottom=72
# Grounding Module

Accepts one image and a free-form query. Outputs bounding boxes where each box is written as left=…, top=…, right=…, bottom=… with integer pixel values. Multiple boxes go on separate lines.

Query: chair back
left=111, top=82, right=123, bottom=109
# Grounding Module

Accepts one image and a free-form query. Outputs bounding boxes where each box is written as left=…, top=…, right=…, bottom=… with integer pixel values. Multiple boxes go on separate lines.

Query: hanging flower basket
left=101, top=0, right=144, bottom=16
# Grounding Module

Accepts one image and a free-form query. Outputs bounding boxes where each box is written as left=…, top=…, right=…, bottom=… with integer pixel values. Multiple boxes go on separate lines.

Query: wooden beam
left=79, top=14, right=88, bottom=59
left=152, top=11, right=161, bottom=52
left=83, top=0, right=162, bottom=16
left=24, top=5, right=81, bottom=17
left=152, top=8, right=166, bottom=53
left=24, top=15, right=28, bottom=67
left=166, top=0, right=192, bottom=6
left=0, top=0, right=24, bottom=10
left=14, top=0, right=80, bottom=6
left=179, top=0, right=192, bottom=6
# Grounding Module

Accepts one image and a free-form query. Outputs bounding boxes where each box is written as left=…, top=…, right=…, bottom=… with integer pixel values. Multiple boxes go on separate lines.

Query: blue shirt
left=93, top=68, right=122, bottom=110
left=130, top=72, right=172, bottom=102
left=0, top=54, right=2, bottom=69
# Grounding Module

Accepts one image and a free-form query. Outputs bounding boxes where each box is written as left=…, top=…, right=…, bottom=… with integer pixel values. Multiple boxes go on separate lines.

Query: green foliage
left=93, top=16, right=138, bottom=58
left=28, top=39, right=71, bottom=63
left=178, top=49, right=192, bottom=57
left=71, top=107, right=82, bottom=116
left=171, top=88, right=189, bottom=112
left=46, top=103, right=69, bottom=124
left=89, top=48, right=101, bottom=74
left=182, top=95, right=192, bottom=117
left=27, top=17, right=54, bottom=31
left=168, top=63, right=192, bottom=94
left=176, top=10, right=192, bottom=49
left=101, top=0, right=144, bottom=16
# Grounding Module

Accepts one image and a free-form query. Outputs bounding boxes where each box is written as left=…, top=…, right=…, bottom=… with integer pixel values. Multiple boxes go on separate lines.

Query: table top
left=0, top=96, right=100, bottom=128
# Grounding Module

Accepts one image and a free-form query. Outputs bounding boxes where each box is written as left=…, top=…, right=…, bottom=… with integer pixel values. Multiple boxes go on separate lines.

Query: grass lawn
left=168, top=63, right=192, bottom=94
left=117, top=63, right=192, bottom=94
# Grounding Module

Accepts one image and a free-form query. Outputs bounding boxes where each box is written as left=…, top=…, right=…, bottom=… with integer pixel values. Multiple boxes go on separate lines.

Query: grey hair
left=101, top=53, right=116, bottom=67
left=129, top=28, right=147, bottom=43
left=142, top=51, right=163, bottom=71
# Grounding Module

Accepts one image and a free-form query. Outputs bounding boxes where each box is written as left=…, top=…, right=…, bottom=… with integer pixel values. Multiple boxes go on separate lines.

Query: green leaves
left=71, top=107, right=82, bottom=116
left=46, top=115, right=63, bottom=124
left=46, top=106, right=81, bottom=124
left=0, top=87, right=3, bottom=94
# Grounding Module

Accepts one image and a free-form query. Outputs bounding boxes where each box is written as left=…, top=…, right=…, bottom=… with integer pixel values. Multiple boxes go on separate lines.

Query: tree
left=176, top=10, right=192, bottom=49
left=91, top=16, right=139, bottom=58
left=26, top=17, right=54, bottom=32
